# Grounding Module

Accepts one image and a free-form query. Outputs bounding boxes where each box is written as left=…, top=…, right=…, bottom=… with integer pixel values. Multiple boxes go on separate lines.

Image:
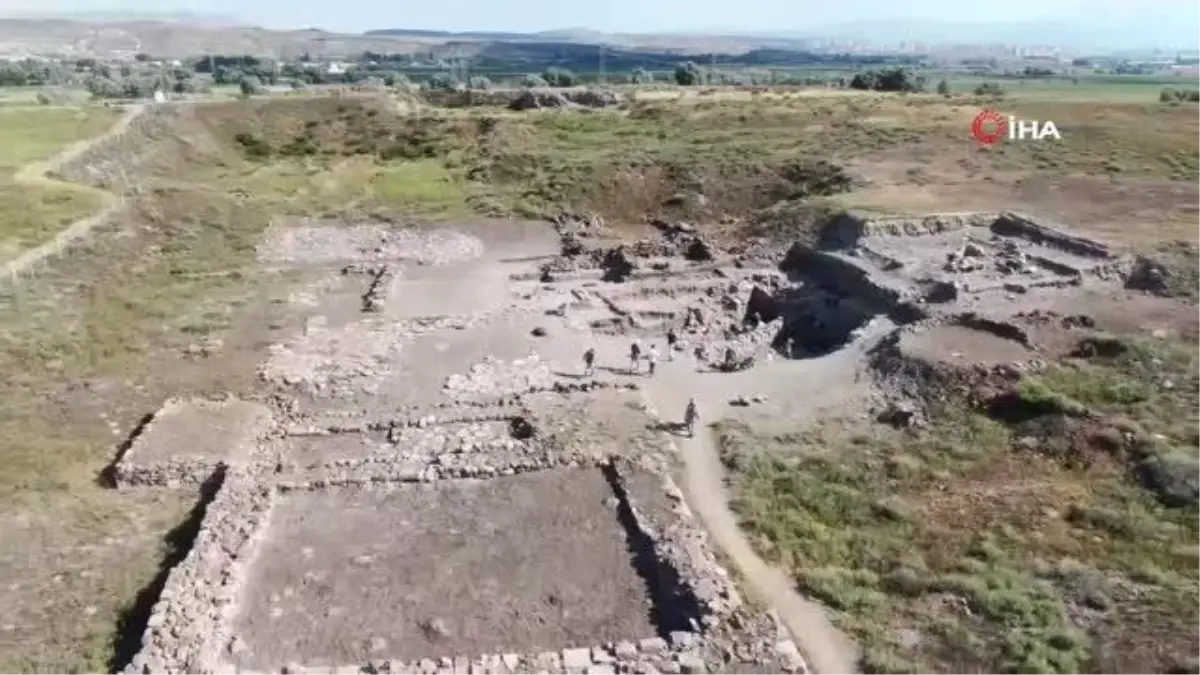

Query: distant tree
left=936, top=78, right=950, bottom=95
left=630, top=67, right=653, bottom=85
left=542, top=68, right=575, bottom=87
left=848, top=72, right=875, bottom=90
left=467, top=75, right=492, bottom=90
left=974, top=82, right=1006, bottom=97
left=1161, top=87, right=1200, bottom=103
left=381, top=72, right=413, bottom=88
left=673, top=62, right=702, bottom=86
left=519, top=73, right=549, bottom=88
left=213, top=66, right=242, bottom=85
left=239, top=75, right=263, bottom=97
left=84, top=75, right=125, bottom=99
left=0, top=63, right=28, bottom=86
left=425, top=72, right=458, bottom=91
left=848, top=68, right=919, bottom=93
left=134, top=52, right=152, bottom=62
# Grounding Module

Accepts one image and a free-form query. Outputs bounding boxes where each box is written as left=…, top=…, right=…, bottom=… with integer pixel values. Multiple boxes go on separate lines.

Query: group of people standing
left=580, top=328, right=700, bottom=437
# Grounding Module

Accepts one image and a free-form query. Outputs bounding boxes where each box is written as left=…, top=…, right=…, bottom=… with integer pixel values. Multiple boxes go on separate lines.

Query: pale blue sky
left=2, top=0, right=1197, bottom=46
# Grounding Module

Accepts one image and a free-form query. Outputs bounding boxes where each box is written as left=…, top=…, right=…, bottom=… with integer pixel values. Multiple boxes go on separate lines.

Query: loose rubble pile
left=256, top=222, right=485, bottom=267
left=444, top=354, right=557, bottom=402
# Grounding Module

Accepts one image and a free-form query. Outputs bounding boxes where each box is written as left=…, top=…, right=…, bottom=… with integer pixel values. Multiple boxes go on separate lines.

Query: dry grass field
left=0, top=88, right=1194, bottom=672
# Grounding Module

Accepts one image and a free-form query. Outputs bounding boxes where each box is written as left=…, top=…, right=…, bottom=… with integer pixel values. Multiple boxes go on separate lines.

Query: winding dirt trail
left=639, top=339, right=889, bottom=675
left=681, top=422, right=860, bottom=674
left=1, top=103, right=145, bottom=282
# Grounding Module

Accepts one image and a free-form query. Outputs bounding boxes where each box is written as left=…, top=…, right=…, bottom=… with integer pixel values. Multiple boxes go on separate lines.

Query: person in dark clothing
left=666, top=328, right=678, bottom=361
left=723, top=347, right=736, bottom=371
left=583, top=347, right=596, bottom=377
left=629, top=340, right=643, bottom=373
left=684, top=398, right=699, bottom=437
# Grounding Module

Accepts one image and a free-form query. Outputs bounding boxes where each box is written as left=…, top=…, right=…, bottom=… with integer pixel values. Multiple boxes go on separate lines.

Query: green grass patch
left=0, top=182, right=105, bottom=259
left=369, top=159, right=471, bottom=215
left=0, top=105, right=121, bottom=260
left=718, top=366, right=1198, bottom=673
left=0, top=106, right=120, bottom=172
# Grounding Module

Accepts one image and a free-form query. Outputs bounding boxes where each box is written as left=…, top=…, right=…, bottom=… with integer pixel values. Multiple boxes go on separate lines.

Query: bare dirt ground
left=232, top=469, right=658, bottom=668
left=0, top=91, right=1195, bottom=674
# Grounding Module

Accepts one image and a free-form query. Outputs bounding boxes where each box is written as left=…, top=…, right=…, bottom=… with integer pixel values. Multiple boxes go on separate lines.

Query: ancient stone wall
left=122, top=426, right=804, bottom=674
left=990, top=212, right=1113, bottom=259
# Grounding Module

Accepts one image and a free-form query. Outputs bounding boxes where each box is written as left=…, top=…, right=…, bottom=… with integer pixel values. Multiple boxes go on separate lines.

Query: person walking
left=666, top=328, right=678, bottom=361
left=684, top=398, right=698, bottom=438
left=583, top=347, right=596, bottom=377
left=646, top=344, right=659, bottom=377
left=629, top=339, right=643, bottom=374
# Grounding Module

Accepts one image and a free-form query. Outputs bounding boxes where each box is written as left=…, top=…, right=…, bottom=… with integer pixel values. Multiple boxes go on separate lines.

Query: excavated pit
left=228, top=467, right=698, bottom=670
left=777, top=211, right=1125, bottom=349
left=898, top=322, right=1035, bottom=367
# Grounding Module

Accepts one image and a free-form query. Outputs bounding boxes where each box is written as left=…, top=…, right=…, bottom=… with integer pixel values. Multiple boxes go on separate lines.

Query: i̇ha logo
left=971, top=109, right=1062, bottom=146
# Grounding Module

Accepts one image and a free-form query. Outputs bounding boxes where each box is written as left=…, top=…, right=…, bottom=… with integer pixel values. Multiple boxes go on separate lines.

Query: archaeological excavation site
left=103, top=192, right=1190, bottom=674
left=7, top=92, right=1187, bottom=675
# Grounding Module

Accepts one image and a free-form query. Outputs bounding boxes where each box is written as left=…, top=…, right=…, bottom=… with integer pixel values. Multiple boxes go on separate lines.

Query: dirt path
left=685, top=422, right=860, bottom=674
left=636, top=329, right=897, bottom=675
left=645, top=376, right=861, bottom=674
left=1, top=103, right=145, bottom=282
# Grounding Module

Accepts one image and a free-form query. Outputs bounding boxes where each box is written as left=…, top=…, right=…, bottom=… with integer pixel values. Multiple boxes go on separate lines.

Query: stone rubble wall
left=122, top=410, right=804, bottom=675
left=361, top=265, right=401, bottom=314
left=990, top=212, right=1113, bottom=259
left=816, top=210, right=999, bottom=250
left=125, top=468, right=274, bottom=674
left=444, top=354, right=557, bottom=402
left=780, top=242, right=926, bottom=319
left=112, top=396, right=280, bottom=488
left=268, top=630, right=803, bottom=674
left=256, top=223, right=486, bottom=267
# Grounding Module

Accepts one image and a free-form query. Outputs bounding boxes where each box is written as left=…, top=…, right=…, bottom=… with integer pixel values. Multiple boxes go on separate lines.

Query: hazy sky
left=2, top=0, right=1197, bottom=38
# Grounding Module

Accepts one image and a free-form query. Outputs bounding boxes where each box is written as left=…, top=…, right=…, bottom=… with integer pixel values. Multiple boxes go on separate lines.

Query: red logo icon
left=971, top=110, right=1007, bottom=146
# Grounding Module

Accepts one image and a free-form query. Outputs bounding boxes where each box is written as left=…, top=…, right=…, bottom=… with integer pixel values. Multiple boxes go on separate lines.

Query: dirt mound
left=1124, top=241, right=1199, bottom=299
left=54, top=105, right=234, bottom=189
left=200, top=96, right=464, bottom=161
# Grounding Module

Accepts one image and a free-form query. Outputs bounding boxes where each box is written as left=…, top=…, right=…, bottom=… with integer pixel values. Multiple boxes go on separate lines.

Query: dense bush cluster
left=1160, top=87, right=1200, bottom=103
